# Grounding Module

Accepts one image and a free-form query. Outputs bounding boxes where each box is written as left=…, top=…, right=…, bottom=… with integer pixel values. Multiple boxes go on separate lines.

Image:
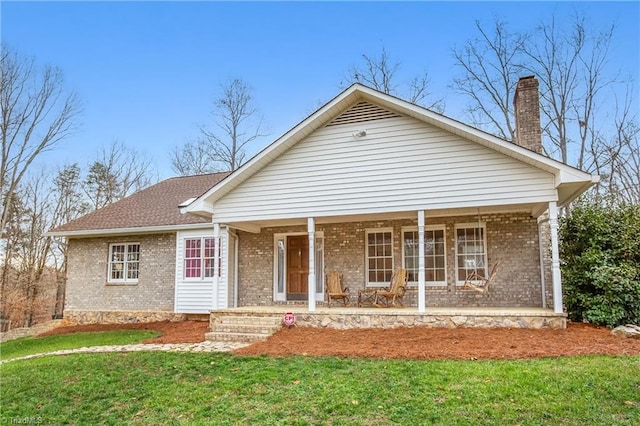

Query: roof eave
left=45, top=222, right=214, bottom=238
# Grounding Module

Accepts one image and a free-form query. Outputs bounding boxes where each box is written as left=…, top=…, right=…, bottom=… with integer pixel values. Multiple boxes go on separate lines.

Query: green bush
left=560, top=199, right=640, bottom=327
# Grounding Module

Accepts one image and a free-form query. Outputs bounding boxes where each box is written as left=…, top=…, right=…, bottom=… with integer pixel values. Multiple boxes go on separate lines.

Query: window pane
left=456, top=227, right=486, bottom=281
left=366, top=231, right=393, bottom=284
left=111, top=262, right=124, bottom=280
left=277, top=239, right=285, bottom=293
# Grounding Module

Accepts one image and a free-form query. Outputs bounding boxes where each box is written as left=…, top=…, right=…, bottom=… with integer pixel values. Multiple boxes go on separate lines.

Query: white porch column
left=418, top=210, right=426, bottom=313
left=548, top=202, right=563, bottom=314
left=213, top=223, right=221, bottom=309
left=307, top=217, right=316, bottom=312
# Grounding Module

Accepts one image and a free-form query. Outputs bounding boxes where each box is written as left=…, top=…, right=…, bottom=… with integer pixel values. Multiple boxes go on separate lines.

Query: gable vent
left=326, top=101, right=401, bottom=127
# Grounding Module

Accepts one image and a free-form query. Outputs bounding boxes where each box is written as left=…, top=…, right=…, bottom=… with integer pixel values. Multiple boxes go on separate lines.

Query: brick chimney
left=513, top=76, right=542, bottom=154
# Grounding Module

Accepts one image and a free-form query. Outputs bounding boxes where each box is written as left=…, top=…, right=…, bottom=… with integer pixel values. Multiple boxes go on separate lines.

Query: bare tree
left=0, top=44, right=81, bottom=235
left=1, top=171, right=57, bottom=327
left=590, top=86, right=640, bottom=203
left=49, top=163, right=88, bottom=317
left=347, top=47, right=444, bottom=111
left=452, top=19, right=527, bottom=141
left=172, top=78, right=265, bottom=175
left=452, top=16, right=621, bottom=167
left=522, top=16, right=615, bottom=165
left=84, top=141, right=154, bottom=210
left=170, top=138, right=215, bottom=176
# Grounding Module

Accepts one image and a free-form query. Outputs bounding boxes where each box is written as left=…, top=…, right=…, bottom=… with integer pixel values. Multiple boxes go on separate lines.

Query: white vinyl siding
left=212, top=115, right=557, bottom=222
left=175, top=229, right=229, bottom=313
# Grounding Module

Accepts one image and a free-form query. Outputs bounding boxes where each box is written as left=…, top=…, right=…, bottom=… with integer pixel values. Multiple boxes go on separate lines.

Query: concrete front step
left=217, top=315, right=283, bottom=326
left=214, top=323, right=282, bottom=335
left=208, top=314, right=283, bottom=343
left=205, top=331, right=276, bottom=343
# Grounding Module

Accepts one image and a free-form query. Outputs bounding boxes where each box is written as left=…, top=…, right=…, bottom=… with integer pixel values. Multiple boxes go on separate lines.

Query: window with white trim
left=108, top=243, right=140, bottom=283
left=403, top=227, right=446, bottom=285
left=455, top=225, right=487, bottom=283
left=366, top=229, right=393, bottom=286
left=184, top=237, right=216, bottom=279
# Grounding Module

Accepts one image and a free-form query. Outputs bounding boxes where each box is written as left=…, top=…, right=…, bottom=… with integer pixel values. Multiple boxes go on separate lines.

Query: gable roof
left=48, top=172, right=229, bottom=237
left=184, top=83, right=597, bottom=218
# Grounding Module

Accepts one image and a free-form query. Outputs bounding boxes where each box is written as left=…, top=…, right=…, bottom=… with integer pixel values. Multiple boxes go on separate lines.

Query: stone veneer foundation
left=210, top=308, right=567, bottom=331
left=64, top=310, right=186, bottom=325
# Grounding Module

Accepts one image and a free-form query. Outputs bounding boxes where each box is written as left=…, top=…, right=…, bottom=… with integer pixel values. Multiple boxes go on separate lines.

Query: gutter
left=45, top=222, right=214, bottom=238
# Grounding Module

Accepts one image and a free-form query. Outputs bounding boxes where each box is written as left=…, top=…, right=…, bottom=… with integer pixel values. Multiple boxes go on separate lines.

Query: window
left=184, top=237, right=216, bottom=279
left=455, top=225, right=487, bottom=283
left=403, top=227, right=446, bottom=285
left=108, top=243, right=140, bottom=283
left=366, top=229, right=393, bottom=286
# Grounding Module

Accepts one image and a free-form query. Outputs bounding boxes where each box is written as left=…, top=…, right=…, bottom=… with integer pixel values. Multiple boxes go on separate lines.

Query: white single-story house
left=49, top=78, right=598, bottom=331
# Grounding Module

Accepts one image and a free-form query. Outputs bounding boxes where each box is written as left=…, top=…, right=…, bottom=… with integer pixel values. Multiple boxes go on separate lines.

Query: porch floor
left=211, top=306, right=566, bottom=329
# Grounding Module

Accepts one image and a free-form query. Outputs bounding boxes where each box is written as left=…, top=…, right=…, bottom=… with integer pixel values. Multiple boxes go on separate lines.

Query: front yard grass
left=0, top=330, right=158, bottom=361
left=1, top=352, right=638, bottom=425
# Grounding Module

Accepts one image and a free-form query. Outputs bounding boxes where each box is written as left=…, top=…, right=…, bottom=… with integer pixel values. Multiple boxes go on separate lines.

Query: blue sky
left=2, top=1, right=639, bottom=180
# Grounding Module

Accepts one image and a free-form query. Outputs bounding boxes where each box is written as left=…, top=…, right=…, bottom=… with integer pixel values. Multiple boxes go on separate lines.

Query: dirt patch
left=38, top=321, right=640, bottom=359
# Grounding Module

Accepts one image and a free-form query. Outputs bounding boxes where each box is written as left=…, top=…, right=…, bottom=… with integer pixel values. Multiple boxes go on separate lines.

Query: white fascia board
left=45, top=223, right=214, bottom=238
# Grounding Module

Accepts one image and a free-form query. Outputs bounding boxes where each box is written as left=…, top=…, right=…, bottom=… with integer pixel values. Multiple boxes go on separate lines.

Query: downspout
left=537, top=216, right=549, bottom=309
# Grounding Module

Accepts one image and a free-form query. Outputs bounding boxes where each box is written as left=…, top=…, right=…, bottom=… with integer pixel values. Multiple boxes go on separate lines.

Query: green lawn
left=0, top=330, right=158, bottom=361
left=1, top=352, right=638, bottom=425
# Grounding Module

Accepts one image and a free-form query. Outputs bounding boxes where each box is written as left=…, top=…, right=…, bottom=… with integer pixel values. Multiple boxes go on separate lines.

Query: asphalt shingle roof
left=50, top=172, right=229, bottom=234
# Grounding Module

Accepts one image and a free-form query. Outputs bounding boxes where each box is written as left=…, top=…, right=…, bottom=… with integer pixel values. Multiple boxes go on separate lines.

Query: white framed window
left=402, top=226, right=446, bottom=286
left=108, top=243, right=140, bottom=283
left=184, top=237, right=217, bottom=280
left=455, top=223, right=487, bottom=283
left=365, top=228, right=393, bottom=286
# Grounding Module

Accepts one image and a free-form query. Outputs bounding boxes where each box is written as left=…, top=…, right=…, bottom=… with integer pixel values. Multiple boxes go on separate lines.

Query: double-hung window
left=402, top=227, right=446, bottom=285
left=366, top=229, right=393, bottom=286
left=108, top=243, right=140, bottom=283
left=455, top=224, right=487, bottom=283
left=184, top=237, right=216, bottom=279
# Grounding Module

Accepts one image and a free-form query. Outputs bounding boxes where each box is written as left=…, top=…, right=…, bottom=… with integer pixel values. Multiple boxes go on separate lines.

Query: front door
left=286, top=235, right=308, bottom=300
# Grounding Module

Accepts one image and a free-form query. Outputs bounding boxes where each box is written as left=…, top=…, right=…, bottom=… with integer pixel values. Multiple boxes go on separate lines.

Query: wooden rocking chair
left=462, top=262, right=499, bottom=293
left=374, top=268, right=408, bottom=308
left=325, top=271, right=350, bottom=307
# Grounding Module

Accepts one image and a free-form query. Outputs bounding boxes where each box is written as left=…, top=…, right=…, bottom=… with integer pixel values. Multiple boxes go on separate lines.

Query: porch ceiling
left=223, top=202, right=543, bottom=233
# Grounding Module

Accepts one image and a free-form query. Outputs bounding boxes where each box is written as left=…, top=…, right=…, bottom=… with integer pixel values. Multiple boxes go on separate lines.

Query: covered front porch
left=222, top=205, right=564, bottom=315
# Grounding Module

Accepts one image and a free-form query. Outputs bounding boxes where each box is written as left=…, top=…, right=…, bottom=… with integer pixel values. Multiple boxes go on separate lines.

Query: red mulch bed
left=39, top=321, right=640, bottom=360
left=38, top=320, right=209, bottom=344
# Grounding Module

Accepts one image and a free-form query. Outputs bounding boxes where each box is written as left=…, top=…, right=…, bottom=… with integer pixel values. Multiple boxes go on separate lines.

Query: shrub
left=560, top=199, right=640, bottom=327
